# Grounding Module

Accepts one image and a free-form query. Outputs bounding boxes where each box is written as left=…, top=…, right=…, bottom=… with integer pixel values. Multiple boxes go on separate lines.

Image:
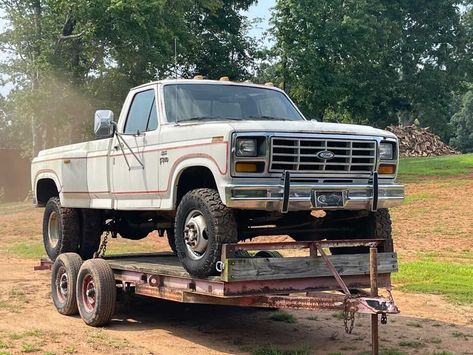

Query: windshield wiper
left=177, top=116, right=244, bottom=123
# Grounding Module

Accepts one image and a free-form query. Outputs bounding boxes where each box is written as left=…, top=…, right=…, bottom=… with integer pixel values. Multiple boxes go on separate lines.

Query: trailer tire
left=43, top=197, right=80, bottom=261
left=76, top=259, right=116, bottom=327
left=79, top=210, right=103, bottom=260
left=51, top=253, right=83, bottom=315
left=175, top=188, right=237, bottom=277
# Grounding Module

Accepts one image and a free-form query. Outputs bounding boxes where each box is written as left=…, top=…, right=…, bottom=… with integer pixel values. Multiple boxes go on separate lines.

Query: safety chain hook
left=343, top=297, right=356, bottom=334
left=93, top=231, right=110, bottom=258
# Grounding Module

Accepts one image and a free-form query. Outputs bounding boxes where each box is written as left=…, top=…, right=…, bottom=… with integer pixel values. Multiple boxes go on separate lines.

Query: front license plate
left=313, top=191, right=346, bottom=208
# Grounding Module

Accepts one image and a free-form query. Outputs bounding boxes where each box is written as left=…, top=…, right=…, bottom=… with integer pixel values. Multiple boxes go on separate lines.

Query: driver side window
left=124, top=89, right=158, bottom=134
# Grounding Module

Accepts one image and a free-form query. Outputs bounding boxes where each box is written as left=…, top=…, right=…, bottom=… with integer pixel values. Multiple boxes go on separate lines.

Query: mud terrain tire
left=43, top=197, right=80, bottom=261
left=330, top=209, right=393, bottom=254
left=79, top=210, right=103, bottom=260
left=175, top=188, right=237, bottom=277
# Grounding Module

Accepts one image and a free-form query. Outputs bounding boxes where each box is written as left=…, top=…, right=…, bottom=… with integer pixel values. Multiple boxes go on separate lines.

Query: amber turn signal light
left=378, top=164, right=396, bottom=174
left=235, top=162, right=258, bottom=173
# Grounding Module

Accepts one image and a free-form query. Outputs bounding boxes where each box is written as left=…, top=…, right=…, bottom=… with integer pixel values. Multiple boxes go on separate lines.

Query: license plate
left=313, top=191, right=346, bottom=208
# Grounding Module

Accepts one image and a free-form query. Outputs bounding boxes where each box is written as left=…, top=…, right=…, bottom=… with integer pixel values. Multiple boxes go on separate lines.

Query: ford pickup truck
left=31, top=78, right=404, bottom=277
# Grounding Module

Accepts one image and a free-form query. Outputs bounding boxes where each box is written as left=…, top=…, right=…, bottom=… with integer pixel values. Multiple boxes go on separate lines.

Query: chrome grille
left=270, top=137, right=376, bottom=174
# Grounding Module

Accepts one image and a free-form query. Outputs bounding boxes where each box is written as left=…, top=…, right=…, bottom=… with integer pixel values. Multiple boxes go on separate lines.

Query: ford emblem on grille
left=316, top=150, right=335, bottom=160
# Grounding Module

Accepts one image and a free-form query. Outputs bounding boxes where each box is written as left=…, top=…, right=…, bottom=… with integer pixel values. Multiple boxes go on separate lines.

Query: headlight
left=236, top=138, right=257, bottom=157
left=379, top=142, right=394, bottom=160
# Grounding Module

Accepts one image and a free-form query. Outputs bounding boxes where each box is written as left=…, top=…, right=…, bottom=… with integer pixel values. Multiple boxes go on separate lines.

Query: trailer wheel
left=175, top=188, right=238, bottom=277
left=330, top=209, right=393, bottom=254
left=51, top=253, right=83, bottom=315
left=76, top=259, right=116, bottom=327
left=43, top=197, right=80, bottom=261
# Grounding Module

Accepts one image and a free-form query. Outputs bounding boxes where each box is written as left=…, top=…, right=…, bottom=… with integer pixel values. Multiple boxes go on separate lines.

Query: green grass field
left=397, top=153, right=473, bottom=180
left=394, top=153, right=473, bottom=304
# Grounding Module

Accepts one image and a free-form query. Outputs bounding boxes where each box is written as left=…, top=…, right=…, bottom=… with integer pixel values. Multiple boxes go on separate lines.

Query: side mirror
left=94, top=110, right=115, bottom=138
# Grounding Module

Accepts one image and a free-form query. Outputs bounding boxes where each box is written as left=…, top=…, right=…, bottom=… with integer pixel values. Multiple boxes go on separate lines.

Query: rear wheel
left=76, top=259, right=116, bottom=327
left=79, top=210, right=103, bottom=260
left=175, top=188, right=238, bottom=277
left=51, top=253, right=83, bottom=315
left=43, top=197, right=80, bottom=261
left=329, top=209, right=393, bottom=254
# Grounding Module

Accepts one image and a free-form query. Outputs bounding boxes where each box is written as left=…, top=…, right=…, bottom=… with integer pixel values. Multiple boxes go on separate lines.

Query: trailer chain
left=343, top=296, right=356, bottom=334
left=381, top=313, right=388, bottom=325
left=93, top=231, right=110, bottom=258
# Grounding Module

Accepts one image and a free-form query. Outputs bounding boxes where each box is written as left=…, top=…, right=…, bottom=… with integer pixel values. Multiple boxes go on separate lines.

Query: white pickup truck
left=31, top=78, right=404, bottom=277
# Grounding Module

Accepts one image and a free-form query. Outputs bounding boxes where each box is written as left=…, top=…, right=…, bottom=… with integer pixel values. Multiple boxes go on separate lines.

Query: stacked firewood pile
left=386, top=125, right=459, bottom=157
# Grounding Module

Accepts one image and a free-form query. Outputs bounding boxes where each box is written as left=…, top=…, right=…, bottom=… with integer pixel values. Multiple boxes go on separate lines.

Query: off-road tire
left=175, top=188, right=238, bottom=277
left=51, top=253, right=83, bottom=315
left=330, top=209, right=393, bottom=254
left=79, top=210, right=103, bottom=260
left=43, top=197, right=81, bottom=261
left=76, top=259, right=116, bottom=327
left=166, top=228, right=177, bottom=254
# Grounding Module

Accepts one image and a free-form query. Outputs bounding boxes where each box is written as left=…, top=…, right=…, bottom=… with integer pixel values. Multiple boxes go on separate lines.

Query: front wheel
left=175, top=188, right=238, bottom=277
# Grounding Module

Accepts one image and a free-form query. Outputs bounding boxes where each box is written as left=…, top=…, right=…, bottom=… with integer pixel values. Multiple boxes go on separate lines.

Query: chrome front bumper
left=224, top=180, right=404, bottom=212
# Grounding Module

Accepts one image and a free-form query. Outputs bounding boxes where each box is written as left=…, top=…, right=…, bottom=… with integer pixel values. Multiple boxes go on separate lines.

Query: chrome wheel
left=183, top=210, right=208, bottom=260
left=48, top=211, right=60, bottom=249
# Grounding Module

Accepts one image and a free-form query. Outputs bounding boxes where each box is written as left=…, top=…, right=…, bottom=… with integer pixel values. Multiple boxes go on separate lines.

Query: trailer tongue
left=36, top=239, right=398, bottom=355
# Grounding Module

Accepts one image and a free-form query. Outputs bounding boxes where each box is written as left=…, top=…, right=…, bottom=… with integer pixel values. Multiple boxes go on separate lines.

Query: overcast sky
left=0, top=1, right=276, bottom=96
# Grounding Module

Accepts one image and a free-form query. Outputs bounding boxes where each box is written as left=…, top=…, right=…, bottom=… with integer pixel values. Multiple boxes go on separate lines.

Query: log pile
left=386, top=125, right=459, bottom=157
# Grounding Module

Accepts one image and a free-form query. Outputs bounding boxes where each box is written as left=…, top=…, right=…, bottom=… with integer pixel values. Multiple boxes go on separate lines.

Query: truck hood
left=227, top=120, right=396, bottom=139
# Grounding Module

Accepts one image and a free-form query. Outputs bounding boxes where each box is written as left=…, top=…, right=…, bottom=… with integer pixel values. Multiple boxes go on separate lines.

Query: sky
left=243, top=0, right=276, bottom=48
left=0, top=1, right=276, bottom=96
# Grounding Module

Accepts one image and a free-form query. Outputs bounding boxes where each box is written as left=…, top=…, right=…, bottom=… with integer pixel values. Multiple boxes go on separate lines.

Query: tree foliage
left=450, top=88, right=473, bottom=152
left=0, top=0, right=258, bottom=156
left=270, top=0, right=472, bottom=138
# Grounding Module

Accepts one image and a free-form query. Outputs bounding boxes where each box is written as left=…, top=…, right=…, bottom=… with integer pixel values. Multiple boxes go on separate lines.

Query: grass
left=393, top=259, right=473, bottom=304
left=398, top=153, right=473, bottom=180
left=269, top=311, right=296, bottom=323
left=20, top=343, right=41, bottom=353
left=398, top=340, right=424, bottom=349
left=8, top=242, right=45, bottom=259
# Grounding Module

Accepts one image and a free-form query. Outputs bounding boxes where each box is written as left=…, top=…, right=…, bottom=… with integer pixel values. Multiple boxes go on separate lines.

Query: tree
left=0, top=0, right=258, bottom=156
left=185, top=0, right=258, bottom=80
left=450, top=88, right=473, bottom=152
left=270, top=0, right=471, bottom=137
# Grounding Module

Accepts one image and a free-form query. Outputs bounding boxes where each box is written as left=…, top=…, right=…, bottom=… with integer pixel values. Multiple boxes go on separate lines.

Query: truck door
left=111, top=88, right=161, bottom=209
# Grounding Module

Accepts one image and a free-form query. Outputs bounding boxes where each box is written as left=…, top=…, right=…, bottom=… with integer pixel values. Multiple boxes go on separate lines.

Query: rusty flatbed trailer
left=36, top=239, right=399, bottom=355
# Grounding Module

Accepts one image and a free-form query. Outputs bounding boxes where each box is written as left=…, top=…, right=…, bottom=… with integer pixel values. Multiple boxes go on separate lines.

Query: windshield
left=163, top=83, right=305, bottom=123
